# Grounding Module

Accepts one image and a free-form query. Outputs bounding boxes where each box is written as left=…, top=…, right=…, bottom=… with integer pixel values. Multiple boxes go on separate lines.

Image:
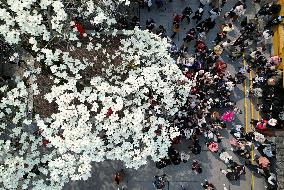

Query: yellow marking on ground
left=248, top=57, right=255, bottom=190
left=249, top=68, right=254, bottom=132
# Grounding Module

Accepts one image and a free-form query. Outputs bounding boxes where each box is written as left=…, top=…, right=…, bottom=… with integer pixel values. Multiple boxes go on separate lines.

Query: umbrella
left=254, top=132, right=266, bottom=143
left=222, top=111, right=235, bottom=122
left=208, top=141, right=219, bottom=152
left=258, top=156, right=270, bottom=168
left=257, top=122, right=267, bottom=130
left=268, top=118, right=277, bottom=126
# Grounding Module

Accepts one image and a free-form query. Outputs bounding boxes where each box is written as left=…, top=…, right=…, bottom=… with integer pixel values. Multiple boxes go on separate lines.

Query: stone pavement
left=64, top=0, right=268, bottom=190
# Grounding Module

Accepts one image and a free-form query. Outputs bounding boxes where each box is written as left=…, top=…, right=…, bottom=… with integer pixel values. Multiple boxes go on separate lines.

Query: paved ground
left=64, top=0, right=269, bottom=189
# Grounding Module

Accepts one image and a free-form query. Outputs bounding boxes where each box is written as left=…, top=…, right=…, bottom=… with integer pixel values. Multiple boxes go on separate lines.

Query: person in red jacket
left=73, top=17, right=86, bottom=37
left=75, top=22, right=86, bottom=37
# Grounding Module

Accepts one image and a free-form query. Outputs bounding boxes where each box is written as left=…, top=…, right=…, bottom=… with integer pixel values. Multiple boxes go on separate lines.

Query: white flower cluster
left=0, top=0, right=51, bottom=44
left=40, top=48, right=62, bottom=65
left=36, top=28, right=192, bottom=172
left=0, top=78, right=55, bottom=189
left=0, top=80, right=28, bottom=127
left=82, top=0, right=95, bottom=17
left=51, top=1, right=67, bottom=33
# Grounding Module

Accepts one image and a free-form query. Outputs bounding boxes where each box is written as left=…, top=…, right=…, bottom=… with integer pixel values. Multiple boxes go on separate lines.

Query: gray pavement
left=64, top=0, right=268, bottom=190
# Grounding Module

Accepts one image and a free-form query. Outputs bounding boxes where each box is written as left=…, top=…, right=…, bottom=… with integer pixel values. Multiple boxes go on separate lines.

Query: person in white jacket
left=219, top=151, right=233, bottom=163
left=144, top=0, right=152, bottom=12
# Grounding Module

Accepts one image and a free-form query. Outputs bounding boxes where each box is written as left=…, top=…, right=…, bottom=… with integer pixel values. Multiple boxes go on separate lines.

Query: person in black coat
left=192, top=4, right=204, bottom=24
left=156, top=25, right=167, bottom=38
left=181, top=6, right=193, bottom=23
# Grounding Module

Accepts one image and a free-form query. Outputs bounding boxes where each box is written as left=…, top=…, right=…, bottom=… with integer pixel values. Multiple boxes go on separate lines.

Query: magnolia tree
left=0, top=0, right=192, bottom=189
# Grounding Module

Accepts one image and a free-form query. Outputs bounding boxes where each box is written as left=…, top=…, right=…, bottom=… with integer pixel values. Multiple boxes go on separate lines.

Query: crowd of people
left=135, top=0, right=284, bottom=190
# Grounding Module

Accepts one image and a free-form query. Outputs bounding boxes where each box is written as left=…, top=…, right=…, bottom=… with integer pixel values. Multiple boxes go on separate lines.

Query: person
left=180, top=151, right=190, bottom=163
left=219, top=150, right=233, bottom=163
left=256, top=155, right=271, bottom=170
left=192, top=160, right=202, bottom=174
left=266, top=173, right=277, bottom=190
left=190, top=137, right=202, bottom=155
left=146, top=0, right=152, bottom=11
left=221, top=0, right=227, bottom=7
left=207, top=141, right=219, bottom=153
left=171, top=21, right=180, bottom=38
left=210, top=0, right=221, bottom=9
left=256, top=3, right=270, bottom=16
left=192, top=5, right=204, bottom=24
left=221, top=39, right=232, bottom=52
left=212, top=31, right=227, bottom=44
left=269, top=3, right=281, bottom=15
left=153, top=174, right=167, bottom=189
left=195, top=39, right=207, bottom=53
left=221, top=23, right=234, bottom=32
left=156, top=25, right=167, bottom=38
left=257, top=3, right=281, bottom=16
left=173, top=13, right=182, bottom=23
left=204, top=18, right=216, bottom=31
left=200, top=0, right=211, bottom=6
left=156, top=159, right=168, bottom=169
left=231, top=162, right=246, bottom=176
left=201, top=179, right=215, bottom=190
left=213, top=44, right=223, bottom=56
left=181, top=6, right=193, bottom=24
left=224, top=10, right=238, bottom=22
left=169, top=41, right=179, bottom=58
left=220, top=169, right=239, bottom=181
left=234, top=4, right=246, bottom=17
left=184, top=28, right=196, bottom=43
left=146, top=18, right=156, bottom=31
left=209, top=8, right=220, bottom=22
left=265, top=16, right=284, bottom=29
left=215, top=60, right=227, bottom=74
left=168, top=147, right=181, bottom=165
left=130, top=16, right=140, bottom=29
left=74, top=17, right=86, bottom=37
left=155, top=0, right=164, bottom=9
left=114, top=169, right=124, bottom=185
